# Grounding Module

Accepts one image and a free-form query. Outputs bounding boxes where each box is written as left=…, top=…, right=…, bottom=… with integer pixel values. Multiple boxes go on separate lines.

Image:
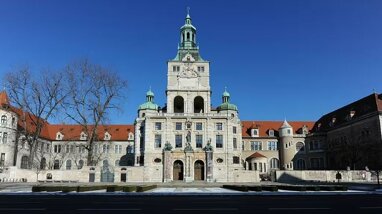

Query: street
left=0, top=194, right=381, bottom=213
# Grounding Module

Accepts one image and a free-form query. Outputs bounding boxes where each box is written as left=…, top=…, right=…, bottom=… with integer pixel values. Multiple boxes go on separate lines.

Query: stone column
left=206, top=151, right=213, bottom=182
left=163, top=151, right=172, bottom=182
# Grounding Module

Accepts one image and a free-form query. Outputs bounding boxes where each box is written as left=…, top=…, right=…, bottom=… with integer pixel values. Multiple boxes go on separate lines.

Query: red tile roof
left=246, top=152, right=266, bottom=159
left=47, top=124, right=134, bottom=141
left=241, top=120, right=315, bottom=138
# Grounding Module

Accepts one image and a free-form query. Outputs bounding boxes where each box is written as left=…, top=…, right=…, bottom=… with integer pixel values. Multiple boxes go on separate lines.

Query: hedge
left=248, top=186, right=262, bottom=192
left=306, top=186, right=321, bottom=191
left=123, top=186, right=137, bottom=192
left=136, top=185, right=157, bottom=192
left=278, top=185, right=306, bottom=191
left=262, top=186, right=278, bottom=192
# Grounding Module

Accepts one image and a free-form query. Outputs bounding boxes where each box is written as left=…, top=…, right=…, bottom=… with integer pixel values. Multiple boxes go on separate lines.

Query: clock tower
left=166, top=11, right=211, bottom=114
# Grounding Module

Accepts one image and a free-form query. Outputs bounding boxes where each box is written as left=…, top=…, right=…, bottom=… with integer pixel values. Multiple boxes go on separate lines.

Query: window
left=173, top=65, right=180, bottom=72
left=269, top=130, right=274, bottom=137
left=176, top=122, right=182, bottom=130
left=242, top=141, right=244, bottom=151
left=233, top=138, right=237, bottom=149
left=287, top=129, right=291, bottom=134
left=295, top=159, right=306, bottom=170
left=196, top=134, right=203, bottom=148
left=259, top=162, right=263, bottom=172
left=175, top=134, right=182, bottom=148
left=251, top=129, right=259, bottom=137
left=93, top=145, right=98, bottom=154
left=0, top=153, right=5, bottom=167
left=155, top=122, right=162, bottom=130
left=270, top=158, right=279, bottom=169
left=197, top=66, right=204, bottom=72
left=11, top=117, right=15, bottom=126
left=309, top=140, right=321, bottom=151
left=154, top=158, right=161, bottom=163
left=233, top=126, right=237, bottom=134
left=78, top=160, right=84, bottom=169
left=216, top=123, right=223, bottom=131
left=1, top=115, right=6, bottom=125
left=155, top=134, right=162, bottom=148
left=267, top=141, right=278, bottom=150
left=40, top=158, right=46, bottom=170
left=251, top=141, right=262, bottom=150
left=127, top=145, right=133, bottom=154
left=233, top=156, right=240, bottom=164
left=310, top=158, right=323, bottom=169
left=115, top=145, right=122, bottom=153
left=66, top=160, right=72, bottom=170
left=54, top=145, right=62, bottom=153
left=216, top=135, right=223, bottom=148
left=196, top=122, right=203, bottom=130
left=2, top=132, right=7, bottom=144
left=296, top=142, right=305, bottom=152
left=21, top=156, right=29, bottom=169
left=54, top=160, right=60, bottom=170
left=216, top=158, right=223, bottom=163
left=66, top=145, right=70, bottom=153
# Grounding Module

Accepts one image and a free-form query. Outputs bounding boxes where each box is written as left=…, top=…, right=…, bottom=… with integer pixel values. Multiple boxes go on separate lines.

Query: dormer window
left=172, top=66, right=180, bottom=72
left=128, top=132, right=134, bottom=140
left=287, top=129, right=291, bottom=134
left=80, top=132, right=87, bottom=141
left=350, top=111, right=355, bottom=118
left=104, top=132, right=111, bottom=141
left=56, top=132, right=63, bottom=140
left=269, top=130, right=274, bottom=137
left=329, top=118, right=336, bottom=127
left=251, top=128, right=259, bottom=137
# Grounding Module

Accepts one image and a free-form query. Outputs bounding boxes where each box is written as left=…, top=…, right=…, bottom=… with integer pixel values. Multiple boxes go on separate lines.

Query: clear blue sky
left=1, top=0, right=381, bottom=124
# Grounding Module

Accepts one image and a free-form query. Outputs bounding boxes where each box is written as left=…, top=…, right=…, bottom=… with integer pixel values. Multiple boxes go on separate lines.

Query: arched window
left=54, top=160, right=60, bottom=170
left=296, top=142, right=305, bottom=152
left=40, top=158, right=46, bottom=170
left=21, top=156, right=29, bottom=169
left=66, top=160, right=72, bottom=170
left=103, top=160, right=109, bottom=166
left=187, top=32, right=190, bottom=40
left=194, top=96, right=204, bottom=113
left=78, top=160, right=84, bottom=169
left=295, top=159, right=306, bottom=170
left=174, top=96, right=184, bottom=113
left=1, top=115, right=6, bottom=125
left=270, top=158, right=279, bottom=169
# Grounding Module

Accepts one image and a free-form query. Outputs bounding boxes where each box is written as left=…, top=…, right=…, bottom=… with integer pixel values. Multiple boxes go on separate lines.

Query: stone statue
left=163, top=142, right=173, bottom=151
left=186, top=131, right=191, bottom=143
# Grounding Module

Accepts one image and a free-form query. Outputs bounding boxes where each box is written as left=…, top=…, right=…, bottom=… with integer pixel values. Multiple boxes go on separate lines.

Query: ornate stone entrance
left=173, top=160, right=184, bottom=180
left=194, top=160, right=204, bottom=181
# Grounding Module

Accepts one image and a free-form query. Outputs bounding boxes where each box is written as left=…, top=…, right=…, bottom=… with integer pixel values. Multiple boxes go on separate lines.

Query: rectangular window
left=216, top=135, right=223, bottom=148
left=175, top=134, right=182, bottom=148
left=175, top=122, right=182, bottom=130
left=251, top=141, right=262, bottom=150
left=233, top=156, right=240, bottom=164
left=196, top=134, right=203, bottom=148
left=155, top=122, right=162, bottom=130
left=196, top=122, right=203, bottom=130
left=115, top=145, right=119, bottom=153
left=173, top=65, right=180, bottom=72
left=259, top=162, right=263, bottom=172
left=216, top=123, right=223, bottom=131
left=310, top=140, right=321, bottom=151
left=233, top=138, right=237, bottom=149
left=197, top=66, right=204, bottom=72
left=66, top=145, right=70, bottom=153
left=269, top=130, right=274, bottom=137
left=2, top=132, right=7, bottom=143
left=54, top=145, right=61, bottom=153
left=155, top=134, right=162, bottom=148
left=233, top=126, right=237, bottom=134
left=70, top=145, right=75, bottom=153
left=268, top=141, right=278, bottom=150
left=0, top=153, right=5, bottom=167
left=242, top=141, right=244, bottom=151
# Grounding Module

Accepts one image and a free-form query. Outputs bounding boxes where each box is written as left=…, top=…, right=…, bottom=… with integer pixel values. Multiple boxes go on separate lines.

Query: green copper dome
left=218, top=102, right=238, bottom=111
left=217, top=88, right=238, bottom=111
left=139, top=89, right=158, bottom=111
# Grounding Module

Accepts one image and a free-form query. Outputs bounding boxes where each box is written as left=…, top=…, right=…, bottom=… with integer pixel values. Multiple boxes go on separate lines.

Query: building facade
left=0, top=13, right=381, bottom=183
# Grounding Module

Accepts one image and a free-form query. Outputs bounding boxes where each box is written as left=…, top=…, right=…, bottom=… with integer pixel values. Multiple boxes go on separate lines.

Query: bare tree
left=5, top=67, right=67, bottom=169
left=63, top=59, right=127, bottom=166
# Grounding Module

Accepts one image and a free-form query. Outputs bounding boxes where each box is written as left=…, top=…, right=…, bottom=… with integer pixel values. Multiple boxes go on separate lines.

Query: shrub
left=136, top=185, right=157, bottom=192
left=222, top=185, right=248, bottom=192
left=306, top=186, right=320, bottom=191
left=278, top=185, right=306, bottom=191
left=262, top=186, right=278, bottom=192
left=248, top=186, right=262, bottom=192
left=123, top=186, right=137, bottom=192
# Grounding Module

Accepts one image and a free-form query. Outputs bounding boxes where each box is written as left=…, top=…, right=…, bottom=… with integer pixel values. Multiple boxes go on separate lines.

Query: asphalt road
left=0, top=194, right=381, bottom=213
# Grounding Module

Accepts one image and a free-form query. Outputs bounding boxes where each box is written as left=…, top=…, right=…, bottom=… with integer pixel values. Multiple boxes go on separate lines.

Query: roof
left=246, top=152, right=266, bottom=159
left=217, top=102, right=238, bottom=111
left=0, top=91, right=10, bottom=107
left=48, top=124, right=134, bottom=141
left=241, top=120, right=315, bottom=138
left=313, top=93, right=382, bottom=132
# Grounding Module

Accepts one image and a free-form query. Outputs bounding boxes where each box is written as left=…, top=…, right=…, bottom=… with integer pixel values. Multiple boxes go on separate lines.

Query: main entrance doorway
left=173, top=160, right=184, bottom=181
left=194, top=160, right=205, bottom=181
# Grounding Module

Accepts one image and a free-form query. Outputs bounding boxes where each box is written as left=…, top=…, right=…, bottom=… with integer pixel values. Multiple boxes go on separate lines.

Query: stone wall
left=276, top=170, right=372, bottom=183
